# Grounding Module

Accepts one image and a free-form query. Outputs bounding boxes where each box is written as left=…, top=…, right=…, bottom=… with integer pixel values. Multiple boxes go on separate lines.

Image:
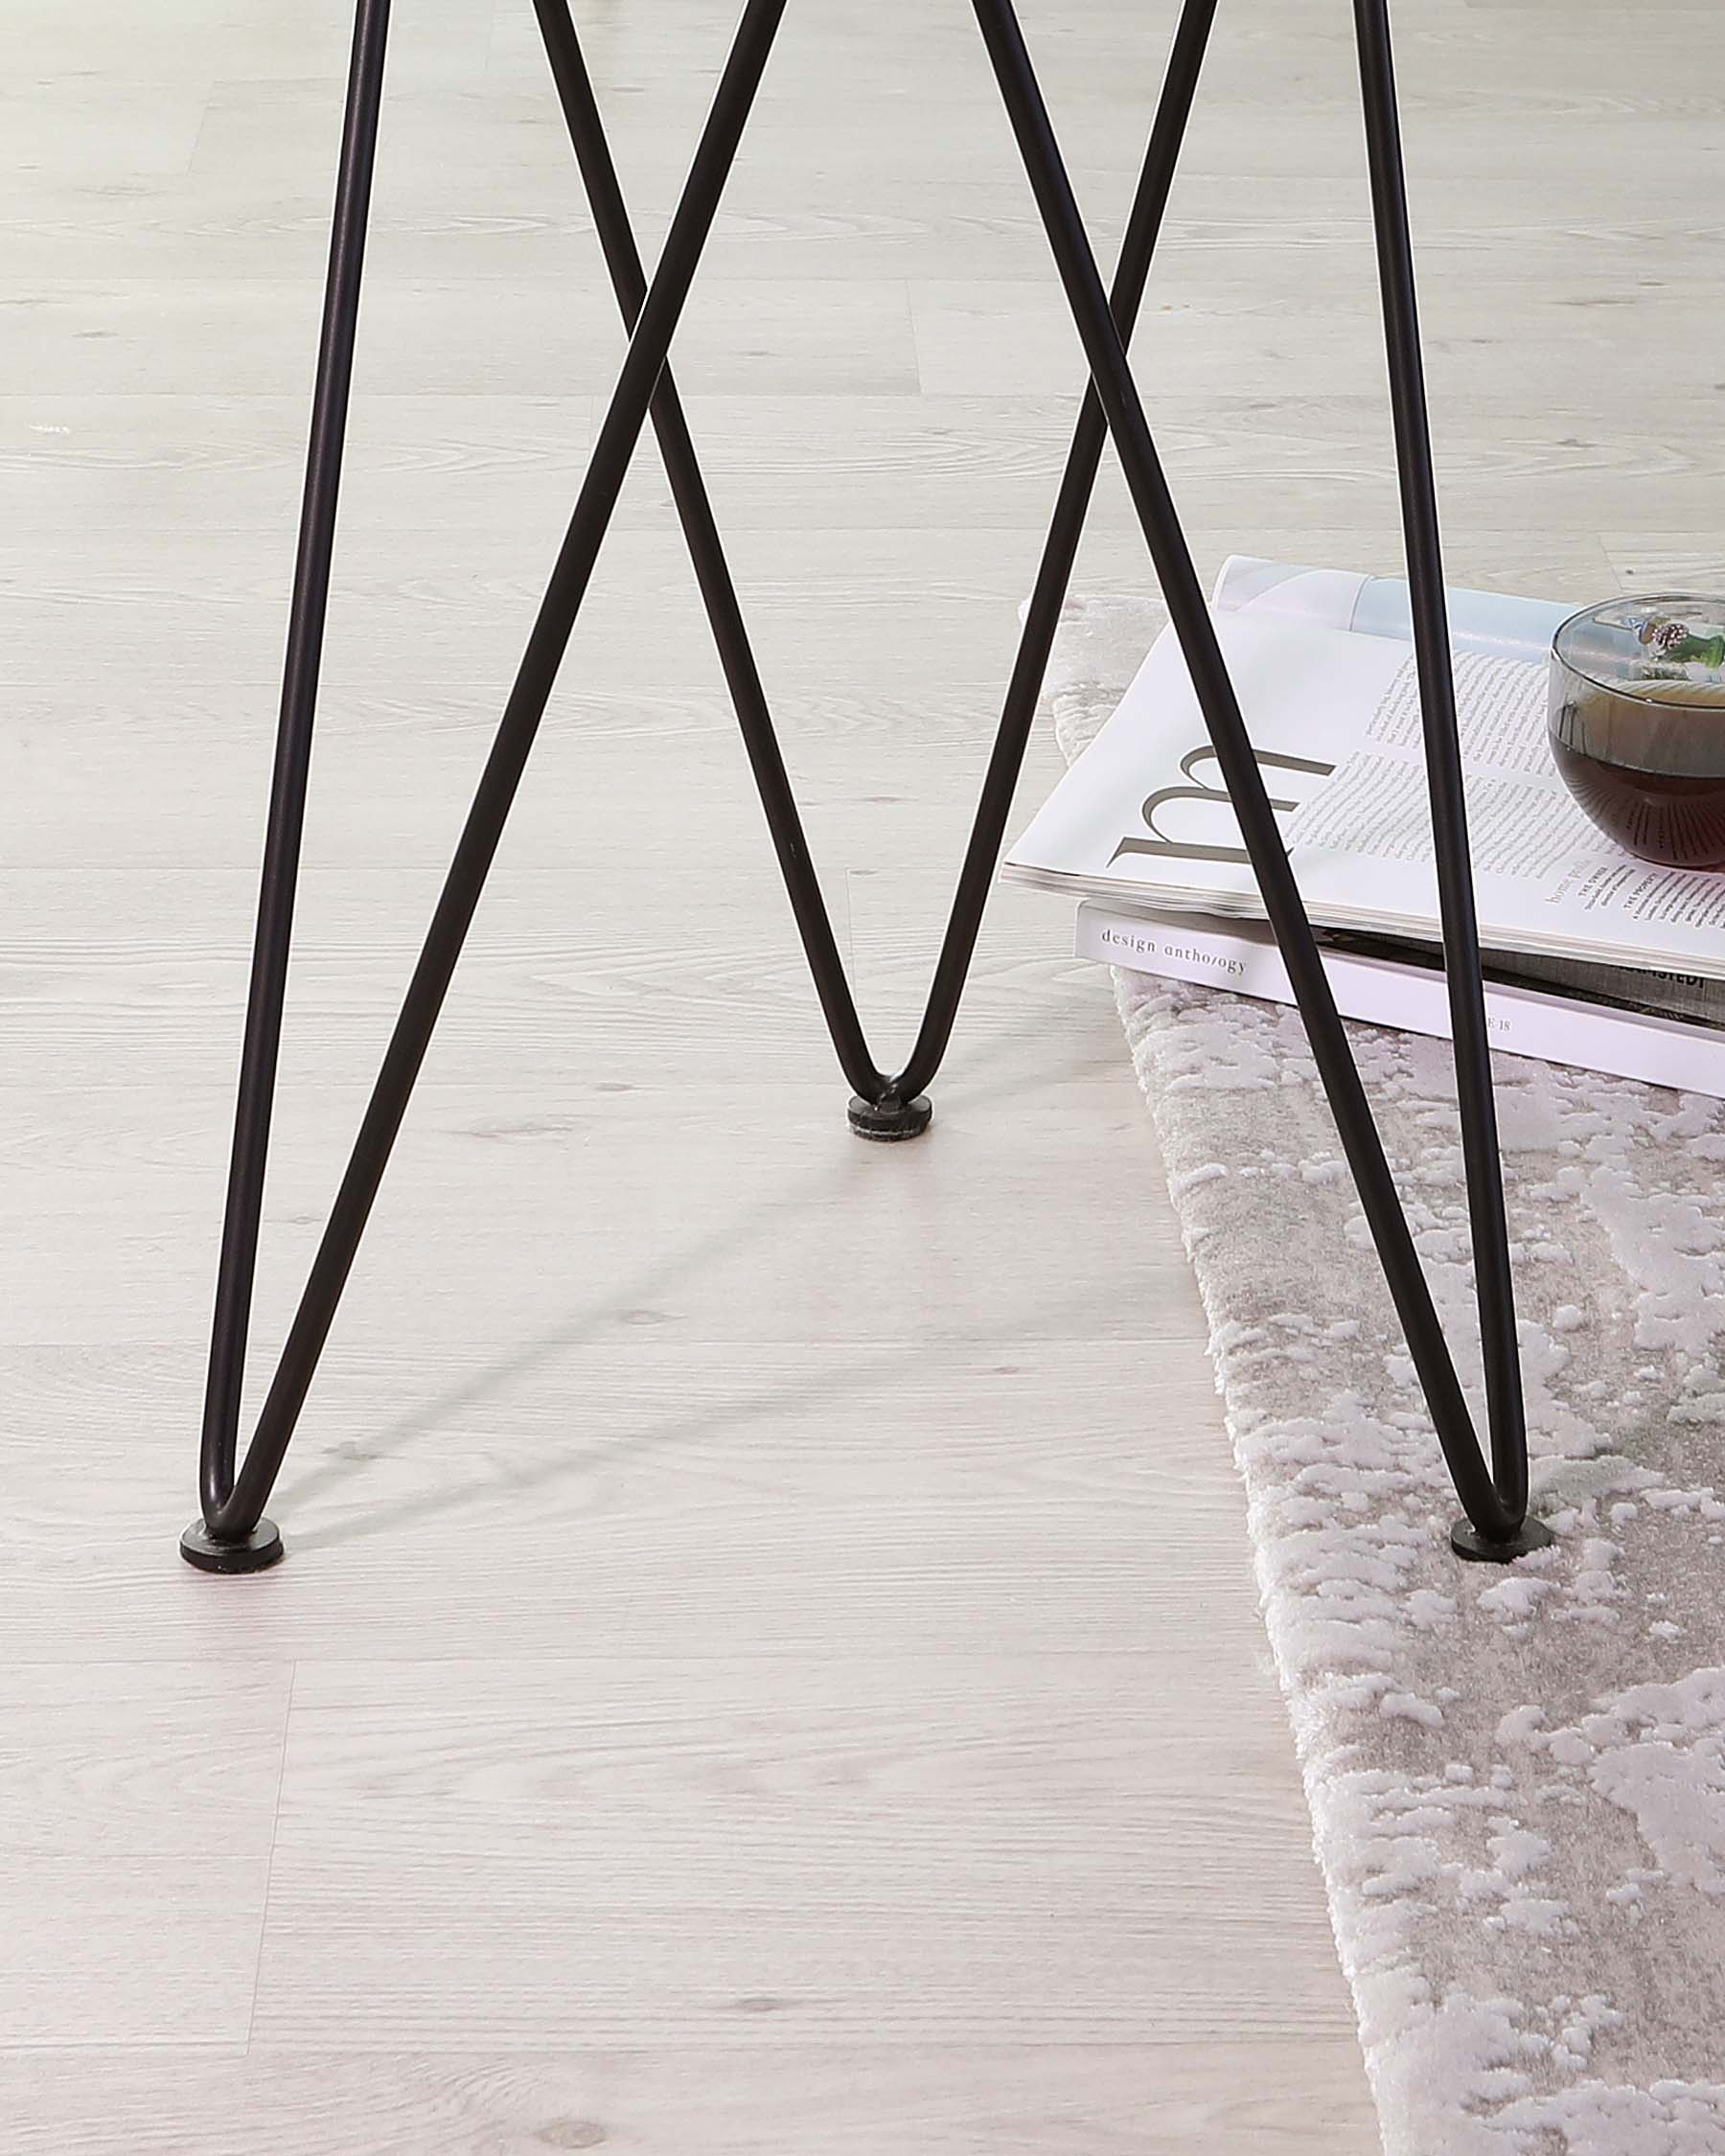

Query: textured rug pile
left=1048, top=596, right=1725, bottom=2155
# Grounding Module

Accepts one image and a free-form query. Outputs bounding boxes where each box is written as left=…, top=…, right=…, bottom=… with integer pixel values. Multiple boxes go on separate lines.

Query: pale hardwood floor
left=8, top=0, right=1708, bottom=2145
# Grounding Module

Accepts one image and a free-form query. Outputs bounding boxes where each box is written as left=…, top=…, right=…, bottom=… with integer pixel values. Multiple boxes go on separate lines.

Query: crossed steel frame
left=183, top=0, right=1552, bottom=1574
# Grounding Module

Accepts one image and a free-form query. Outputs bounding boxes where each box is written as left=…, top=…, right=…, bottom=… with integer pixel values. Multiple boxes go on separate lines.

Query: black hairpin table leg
left=531, top=0, right=1218, bottom=1138
left=186, top=0, right=792, bottom=1569
left=889, top=0, right=1219, bottom=1109
left=970, top=0, right=1547, bottom=1561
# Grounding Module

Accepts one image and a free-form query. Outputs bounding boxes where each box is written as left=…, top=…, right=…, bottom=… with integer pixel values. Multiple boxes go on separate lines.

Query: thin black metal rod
left=970, top=0, right=1524, bottom=1542
left=198, top=0, right=392, bottom=1526
left=530, top=0, right=884, bottom=1102
left=1353, top=0, right=1528, bottom=1514
left=201, top=0, right=790, bottom=1543
left=893, top=0, right=1218, bottom=1104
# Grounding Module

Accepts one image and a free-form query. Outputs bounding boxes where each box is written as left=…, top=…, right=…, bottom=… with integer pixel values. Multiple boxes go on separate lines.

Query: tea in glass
left=1549, top=596, right=1725, bottom=870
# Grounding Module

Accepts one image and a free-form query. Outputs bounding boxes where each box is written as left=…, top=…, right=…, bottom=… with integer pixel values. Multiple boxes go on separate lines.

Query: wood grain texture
left=0, top=2045, right=1376, bottom=2154
left=16, top=0, right=1709, bottom=2138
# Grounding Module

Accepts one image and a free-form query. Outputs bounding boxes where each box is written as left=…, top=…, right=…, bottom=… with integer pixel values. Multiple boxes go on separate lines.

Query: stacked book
left=1004, top=557, right=1725, bottom=1097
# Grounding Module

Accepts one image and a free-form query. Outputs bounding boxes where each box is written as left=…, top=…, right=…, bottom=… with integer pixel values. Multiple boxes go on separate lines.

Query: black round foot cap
left=847, top=1093, right=932, bottom=1142
left=180, top=1517, right=285, bottom=1574
left=1449, top=1513, right=1555, bottom=1565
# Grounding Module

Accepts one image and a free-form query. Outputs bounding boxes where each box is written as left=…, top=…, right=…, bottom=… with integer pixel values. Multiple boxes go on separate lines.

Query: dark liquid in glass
left=1551, top=682, right=1725, bottom=870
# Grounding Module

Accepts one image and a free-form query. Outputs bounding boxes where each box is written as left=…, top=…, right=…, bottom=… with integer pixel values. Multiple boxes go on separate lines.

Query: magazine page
left=1006, top=608, right=1725, bottom=980
left=1211, top=554, right=1573, bottom=665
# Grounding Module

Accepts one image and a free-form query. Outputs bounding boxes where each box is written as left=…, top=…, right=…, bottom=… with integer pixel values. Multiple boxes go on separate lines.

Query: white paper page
left=1289, top=647, right=1613, bottom=899
left=1212, top=553, right=1573, bottom=664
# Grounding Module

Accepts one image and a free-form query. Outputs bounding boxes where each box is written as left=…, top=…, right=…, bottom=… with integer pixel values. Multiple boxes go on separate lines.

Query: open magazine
left=1006, top=555, right=1725, bottom=982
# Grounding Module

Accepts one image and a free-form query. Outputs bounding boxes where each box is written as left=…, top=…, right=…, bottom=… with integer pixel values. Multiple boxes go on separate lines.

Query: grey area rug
left=1048, top=596, right=1725, bottom=2156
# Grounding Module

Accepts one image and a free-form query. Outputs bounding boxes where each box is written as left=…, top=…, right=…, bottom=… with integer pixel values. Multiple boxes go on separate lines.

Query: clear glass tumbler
left=1550, top=594, right=1725, bottom=869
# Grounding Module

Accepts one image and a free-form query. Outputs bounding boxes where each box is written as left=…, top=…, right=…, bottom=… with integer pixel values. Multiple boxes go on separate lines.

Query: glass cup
left=1549, top=595, right=1725, bottom=869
